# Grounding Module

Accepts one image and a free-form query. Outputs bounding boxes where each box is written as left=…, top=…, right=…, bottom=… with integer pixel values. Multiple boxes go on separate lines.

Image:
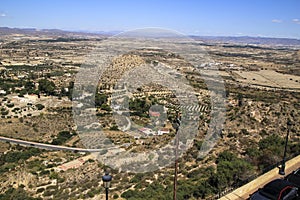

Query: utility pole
left=279, top=119, right=292, bottom=175
left=173, top=131, right=179, bottom=200
left=173, top=113, right=181, bottom=200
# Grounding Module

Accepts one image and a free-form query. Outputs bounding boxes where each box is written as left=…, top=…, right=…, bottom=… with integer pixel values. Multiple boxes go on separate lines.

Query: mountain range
left=1, top=27, right=300, bottom=46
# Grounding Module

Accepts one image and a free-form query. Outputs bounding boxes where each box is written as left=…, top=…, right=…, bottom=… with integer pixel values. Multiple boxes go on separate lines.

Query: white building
left=157, top=128, right=170, bottom=135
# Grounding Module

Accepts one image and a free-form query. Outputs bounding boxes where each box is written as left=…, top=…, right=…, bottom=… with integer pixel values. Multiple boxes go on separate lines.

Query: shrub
left=35, top=104, right=45, bottom=110
left=6, top=103, right=14, bottom=108
left=36, top=188, right=45, bottom=193
left=38, top=79, right=56, bottom=95
left=51, top=131, right=72, bottom=145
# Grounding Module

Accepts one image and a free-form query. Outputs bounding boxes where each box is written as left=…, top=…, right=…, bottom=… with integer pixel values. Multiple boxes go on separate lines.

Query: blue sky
left=1, top=0, right=300, bottom=38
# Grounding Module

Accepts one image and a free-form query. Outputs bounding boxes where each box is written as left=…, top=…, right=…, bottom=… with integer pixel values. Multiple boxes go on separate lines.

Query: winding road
left=0, top=136, right=104, bottom=153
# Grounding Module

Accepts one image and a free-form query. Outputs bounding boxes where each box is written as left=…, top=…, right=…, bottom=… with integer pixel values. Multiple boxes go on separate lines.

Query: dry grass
left=235, top=70, right=300, bottom=89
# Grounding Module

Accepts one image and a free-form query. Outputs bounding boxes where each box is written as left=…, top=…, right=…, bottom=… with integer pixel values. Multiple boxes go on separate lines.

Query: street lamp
left=102, top=171, right=112, bottom=200
left=279, top=119, right=292, bottom=175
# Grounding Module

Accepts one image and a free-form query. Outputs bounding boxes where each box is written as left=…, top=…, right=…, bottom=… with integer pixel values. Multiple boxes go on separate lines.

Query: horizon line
left=1, top=26, right=300, bottom=41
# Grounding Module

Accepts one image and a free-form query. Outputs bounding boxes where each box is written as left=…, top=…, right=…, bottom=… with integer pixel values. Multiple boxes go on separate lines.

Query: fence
left=210, top=154, right=298, bottom=199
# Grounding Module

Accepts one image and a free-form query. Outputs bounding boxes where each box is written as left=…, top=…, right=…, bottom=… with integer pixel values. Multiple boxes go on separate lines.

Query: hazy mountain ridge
left=192, top=35, right=300, bottom=46
left=0, top=27, right=107, bottom=38
left=1, top=27, right=300, bottom=46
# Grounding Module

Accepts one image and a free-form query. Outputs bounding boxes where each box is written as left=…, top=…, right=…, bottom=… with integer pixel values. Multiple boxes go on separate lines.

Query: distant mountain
left=191, top=35, right=300, bottom=46
left=74, top=30, right=122, bottom=35
left=0, top=27, right=38, bottom=34
left=1, top=27, right=300, bottom=46
left=0, top=27, right=108, bottom=37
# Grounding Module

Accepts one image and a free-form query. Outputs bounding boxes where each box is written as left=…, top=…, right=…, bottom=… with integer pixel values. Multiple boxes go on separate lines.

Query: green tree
left=51, top=131, right=72, bottom=145
left=25, top=81, right=35, bottom=91
left=215, top=151, right=253, bottom=187
left=38, top=79, right=56, bottom=95
left=95, top=93, right=108, bottom=107
left=129, top=98, right=150, bottom=117
left=0, top=187, right=41, bottom=200
left=35, top=104, right=45, bottom=110
left=258, top=134, right=284, bottom=155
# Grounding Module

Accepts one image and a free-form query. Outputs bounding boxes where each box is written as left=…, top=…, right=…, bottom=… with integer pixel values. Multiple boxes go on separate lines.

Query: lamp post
left=102, top=171, right=112, bottom=200
left=279, top=119, right=292, bottom=175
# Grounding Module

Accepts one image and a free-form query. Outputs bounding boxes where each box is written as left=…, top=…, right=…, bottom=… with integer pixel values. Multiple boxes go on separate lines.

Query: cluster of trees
left=121, top=150, right=253, bottom=199
left=95, top=93, right=111, bottom=112
left=1, top=77, right=74, bottom=99
left=246, top=134, right=299, bottom=170
left=211, top=150, right=254, bottom=189
left=0, top=146, right=42, bottom=174
left=0, top=79, right=38, bottom=96
left=0, top=187, right=42, bottom=200
left=51, top=131, right=73, bottom=145
left=0, top=77, right=60, bottom=97
left=129, top=98, right=150, bottom=118
left=121, top=180, right=172, bottom=200
left=0, top=65, right=79, bottom=99
left=41, top=37, right=90, bottom=43
left=35, top=104, right=45, bottom=110
left=0, top=146, right=42, bottom=164
left=1, top=79, right=56, bottom=97
left=38, top=79, right=56, bottom=96
left=60, top=81, right=74, bottom=100
left=121, top=174, right=215, bottom=199
left=17, top=81, right=38, bottom=96
left=95, top=93, right=108, bottom=107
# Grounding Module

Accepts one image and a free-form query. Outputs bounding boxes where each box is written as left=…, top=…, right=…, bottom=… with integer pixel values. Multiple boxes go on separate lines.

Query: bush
left=49, top=172, right=59, bottom=179
left=101, top=103, right=111, bottom=112
left=6, top=103, right=14, bottom=108
left=240, top=128, right=249, bottom=135
left=121, top=190, right=135, bottom=199
left=35, top=104, right=45, bottom=110
left=130, top=173, right=144, bottom=183
left=0, top=147, right=42, bottom=164
left=215, top=150, right=254, bottom=187
left=0, top=187, right=42, bottom=200
left=110, top=125, right=119, bottom=131
left=95, top=93, right=108, bottom=107
left=36, top=188, right=45, bottom=193
left=51, top=131, right=72, bottom=145
left=1, top=110, right=8, bottom=115
left=38, top=79, right=56, bottom=95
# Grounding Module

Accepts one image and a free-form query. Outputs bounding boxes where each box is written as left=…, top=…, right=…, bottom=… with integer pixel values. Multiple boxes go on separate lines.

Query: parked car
left=249, top=179, right=299, bottom=200
left=285, top=168, right=300, bottom=197
left=285, top=168, right=300, bottom=188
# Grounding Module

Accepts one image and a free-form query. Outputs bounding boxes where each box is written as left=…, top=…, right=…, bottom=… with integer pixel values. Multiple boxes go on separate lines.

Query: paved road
left=0, top=136, right=105, bottom=153
left=219, top=154, right=300, bottom=200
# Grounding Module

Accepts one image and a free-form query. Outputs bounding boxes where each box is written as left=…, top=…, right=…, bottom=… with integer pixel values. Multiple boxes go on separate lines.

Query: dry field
left=234, top=70, right=300, bottom=90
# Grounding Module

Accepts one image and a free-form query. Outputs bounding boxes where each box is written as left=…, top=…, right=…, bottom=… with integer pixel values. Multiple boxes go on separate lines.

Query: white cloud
left=292, top=19, right=300, bottom=24
left=0, top=13, right=6, bottom=17
left=272, top=19, right=282, bottom=23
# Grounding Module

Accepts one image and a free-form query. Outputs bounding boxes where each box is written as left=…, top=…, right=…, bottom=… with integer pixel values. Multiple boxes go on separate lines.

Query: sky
left=1, top=0, right=300, bottom=38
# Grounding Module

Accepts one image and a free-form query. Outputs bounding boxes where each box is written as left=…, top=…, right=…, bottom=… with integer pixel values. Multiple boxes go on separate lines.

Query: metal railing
left=212, top=154, right=299, bottom=199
